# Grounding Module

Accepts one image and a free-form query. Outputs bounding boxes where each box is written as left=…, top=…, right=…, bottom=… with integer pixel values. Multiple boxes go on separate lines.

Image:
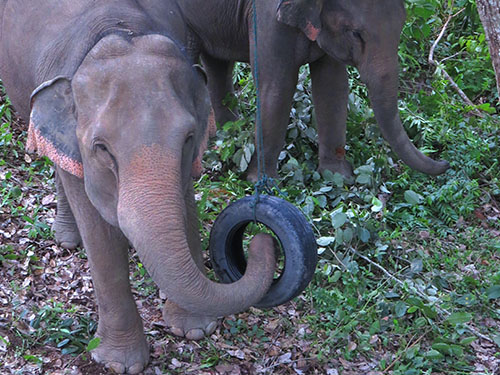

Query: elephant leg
left=202, top=53, right=238, bottom=126
left=58, top=168, right=148, bottom=374
left=162, top=183, right=217, bottom=340
left=245, top=51, right=299, bottom=182
left=52, top=171, right=82, bottom=249
left=310, top=56, right=353, bottom=178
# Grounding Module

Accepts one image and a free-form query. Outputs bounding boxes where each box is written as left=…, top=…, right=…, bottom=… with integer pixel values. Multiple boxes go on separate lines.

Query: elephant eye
left=95, top=143, right=108, bottom=152
left=185, top=134, right=194, bottom=148
left=93, top=141, right=117, bottom=170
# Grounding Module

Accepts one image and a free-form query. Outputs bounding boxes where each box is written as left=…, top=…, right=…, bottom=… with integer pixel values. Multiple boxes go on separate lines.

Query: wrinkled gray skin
left=0, top=1, right=276, bottom=373
left=175, top=0, right=450, bottom=181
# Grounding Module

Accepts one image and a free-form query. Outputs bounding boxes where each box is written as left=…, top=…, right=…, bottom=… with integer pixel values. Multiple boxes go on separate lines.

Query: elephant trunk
left=364, top=64, right=449, bottom=175
left=117, top=145, right=275, bottom=317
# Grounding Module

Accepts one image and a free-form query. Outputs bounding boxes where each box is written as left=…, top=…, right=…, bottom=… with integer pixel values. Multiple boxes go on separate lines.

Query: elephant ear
left=190, top=63, right=215, bottom=179
left=193, top=64, right=208, bottom=84
left=191, top=107, right=216, bottom=179
left=191, top=64, right=217, bottom=179
left=276, top=0, right=323, bottom=41
left=27, top=77, right=83, bottom=178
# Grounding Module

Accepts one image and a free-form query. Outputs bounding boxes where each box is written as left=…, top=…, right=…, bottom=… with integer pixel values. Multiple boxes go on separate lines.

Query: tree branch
left=428, top=8, right=485, bottom=117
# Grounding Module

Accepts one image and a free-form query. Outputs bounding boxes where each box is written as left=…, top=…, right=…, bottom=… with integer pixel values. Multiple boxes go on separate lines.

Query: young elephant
left=176, top=0, right=450, bottom=181
left=0, top=2, right=275, bottom=373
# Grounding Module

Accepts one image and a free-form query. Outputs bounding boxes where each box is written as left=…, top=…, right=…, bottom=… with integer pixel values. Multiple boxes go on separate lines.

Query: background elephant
left=175, top=0, right=450, bottom=181
left=0, top=1, right=276, bottom=373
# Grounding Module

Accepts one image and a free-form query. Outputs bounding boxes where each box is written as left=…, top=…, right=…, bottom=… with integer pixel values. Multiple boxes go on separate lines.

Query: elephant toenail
left=170, top=327, right=185, bottom=337
left=205, top=321, right=217, bottom=335
left=128, top=363, right=144, bottom=374
left=186, top=328, right=205, bottom=340
left=106, top=361, right=126, bottom=373
left=60, top=241, right=78, bottom=250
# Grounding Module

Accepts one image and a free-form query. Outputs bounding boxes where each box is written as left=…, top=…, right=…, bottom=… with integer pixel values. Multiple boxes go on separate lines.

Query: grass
left=1, top=1, right=500, bottom=373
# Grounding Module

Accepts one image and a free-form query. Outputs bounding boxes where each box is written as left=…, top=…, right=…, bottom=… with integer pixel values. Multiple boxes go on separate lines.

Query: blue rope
left=251, top=0, right=266, bottom=186
left=250, top=0, right=289, bottom=221
left=251, top=0, right=266, bottom=221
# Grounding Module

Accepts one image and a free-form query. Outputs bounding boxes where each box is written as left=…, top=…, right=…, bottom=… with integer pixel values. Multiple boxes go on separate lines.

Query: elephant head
left=277, top=0, right=449, bottom=175
left=27, top=34, right=275, bottom=316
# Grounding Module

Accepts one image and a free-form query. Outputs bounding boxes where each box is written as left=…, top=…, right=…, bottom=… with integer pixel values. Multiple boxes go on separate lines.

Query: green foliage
left=402, top=0, right=497, bottom=104
left=13, top=302, right=97, bottom=356
left=195, top=2, right=500, bottom=373
left=86, top=337, right=101, bottom=352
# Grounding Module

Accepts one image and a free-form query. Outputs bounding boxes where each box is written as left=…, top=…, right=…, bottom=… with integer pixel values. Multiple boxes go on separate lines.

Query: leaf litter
left=1, top=90, right=500, bottom=375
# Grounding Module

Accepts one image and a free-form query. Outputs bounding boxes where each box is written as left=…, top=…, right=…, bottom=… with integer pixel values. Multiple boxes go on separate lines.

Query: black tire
left=209, top=195, right=317, bottom=308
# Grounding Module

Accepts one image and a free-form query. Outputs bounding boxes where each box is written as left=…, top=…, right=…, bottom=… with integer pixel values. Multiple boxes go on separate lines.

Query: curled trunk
left=117, top=145, right=275, bottom=317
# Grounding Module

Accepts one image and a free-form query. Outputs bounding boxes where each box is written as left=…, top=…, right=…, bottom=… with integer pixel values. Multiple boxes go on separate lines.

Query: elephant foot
left=91, top=328, right=149, bottom=374
left=162, top=299, right=218, bottom=340
left=52, top=217, right=82, bottom=250
left=319, top=158, right=354, bottom=179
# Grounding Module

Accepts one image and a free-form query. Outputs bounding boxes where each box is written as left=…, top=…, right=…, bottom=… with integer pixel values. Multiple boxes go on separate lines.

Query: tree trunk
left=476, top=0, right=500, bottom=104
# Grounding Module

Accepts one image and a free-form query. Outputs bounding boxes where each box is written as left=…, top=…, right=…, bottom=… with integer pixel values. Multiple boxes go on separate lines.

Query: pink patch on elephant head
left=305, top=21, right=320, bottom=41
left=208, top=108, right=217, bottom=138
left=27, top=119, right=84, bottom=178
left=191, top=157, right=203, bottom=179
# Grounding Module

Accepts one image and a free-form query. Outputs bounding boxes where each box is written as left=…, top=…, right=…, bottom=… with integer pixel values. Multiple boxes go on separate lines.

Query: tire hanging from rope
left=208, top=0, right=318, bottom=307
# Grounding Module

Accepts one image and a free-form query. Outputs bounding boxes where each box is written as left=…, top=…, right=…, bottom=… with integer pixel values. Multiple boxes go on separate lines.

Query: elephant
left=174, top=0, right=450, bottom=181
left=0, top=1, right=277, bottom=373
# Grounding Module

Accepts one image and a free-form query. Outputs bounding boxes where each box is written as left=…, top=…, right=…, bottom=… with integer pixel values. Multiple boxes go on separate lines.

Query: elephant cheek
left=83, top=168, right=120, bottom=226
left=317, top=35, right=349, bottom=65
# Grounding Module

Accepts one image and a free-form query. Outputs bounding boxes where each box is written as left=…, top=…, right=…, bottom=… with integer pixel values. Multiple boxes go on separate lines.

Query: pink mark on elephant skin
left=335, top=147, right=346, bottom=159
left=305, top=21, right=320, bottom=41
left=208, top=108, right=217, bottom=138
left=27, top=120, right=83, bottom=178
left=191, top=155, right=203, bottom=179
